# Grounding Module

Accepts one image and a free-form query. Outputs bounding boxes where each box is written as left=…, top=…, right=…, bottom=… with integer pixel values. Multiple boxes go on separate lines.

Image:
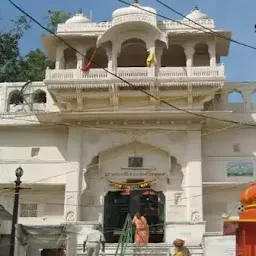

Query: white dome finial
left=65, top=11, right=91, bottom=24
left=184, top=5, right=210, bottom=21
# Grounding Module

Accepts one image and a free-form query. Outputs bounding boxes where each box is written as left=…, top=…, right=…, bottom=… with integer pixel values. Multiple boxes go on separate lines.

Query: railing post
left=188, top=66, right=193, bottom=77
left=220, top=63, right=225, bottom=76
left=45, top=67, right=50, bottom=80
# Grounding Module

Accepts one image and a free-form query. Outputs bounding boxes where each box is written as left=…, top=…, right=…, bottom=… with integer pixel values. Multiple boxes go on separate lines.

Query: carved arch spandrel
left=81, top=130, right=186, bottom=194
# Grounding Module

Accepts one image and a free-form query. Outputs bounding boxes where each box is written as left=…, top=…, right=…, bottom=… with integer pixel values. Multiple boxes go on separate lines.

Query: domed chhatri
left=112, top=0, right=157, bottom=19
left=184, top=5, right=210, bottom=21
left=65, top=10, right=91, bottom=24
left=239, top=183, right=256, bottom=219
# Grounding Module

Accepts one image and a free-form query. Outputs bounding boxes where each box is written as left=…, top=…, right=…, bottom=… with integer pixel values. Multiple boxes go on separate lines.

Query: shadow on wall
left=167, top=156, right=184, bottom=190
left=0, top=235, right=10, bottom=256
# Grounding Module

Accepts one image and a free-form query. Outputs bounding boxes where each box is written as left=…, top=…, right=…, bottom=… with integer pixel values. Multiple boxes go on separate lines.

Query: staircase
left=77, top=243, right=170, bottom=256
left=77, top=215, right=203, bottom=256
left=77, top=243, right=203, bottom=256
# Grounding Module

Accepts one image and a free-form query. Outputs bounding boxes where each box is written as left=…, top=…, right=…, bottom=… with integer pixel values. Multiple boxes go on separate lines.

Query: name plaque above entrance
left=105, top=168, right=166, bottom=178
left=107, top=177, right=156, bottom=190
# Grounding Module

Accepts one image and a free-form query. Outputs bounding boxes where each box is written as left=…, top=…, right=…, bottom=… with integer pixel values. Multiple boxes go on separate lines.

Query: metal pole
left=9, top=177, right=21, bottom=256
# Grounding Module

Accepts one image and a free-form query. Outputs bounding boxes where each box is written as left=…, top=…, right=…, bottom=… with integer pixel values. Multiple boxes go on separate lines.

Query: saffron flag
left=146, top=52, right=157, bottom=67
left=81, top=49, right=97, bottom=72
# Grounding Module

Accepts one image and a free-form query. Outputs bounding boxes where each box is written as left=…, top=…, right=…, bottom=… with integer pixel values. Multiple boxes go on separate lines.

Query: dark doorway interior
left=103, top=189, right=165, bottom=243
left=41, top=249, right=64, bottom=256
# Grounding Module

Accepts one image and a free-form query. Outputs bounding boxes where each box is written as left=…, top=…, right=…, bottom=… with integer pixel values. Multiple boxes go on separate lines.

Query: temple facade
left=0, top=2, right=256, bottom=256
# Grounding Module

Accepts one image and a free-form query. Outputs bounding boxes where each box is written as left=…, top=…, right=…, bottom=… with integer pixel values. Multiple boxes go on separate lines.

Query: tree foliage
left=45, top=10, right=72, bottom=32
left=0, top=10, right=71, bottom=83
left=19, top=49, right=55, bottom=81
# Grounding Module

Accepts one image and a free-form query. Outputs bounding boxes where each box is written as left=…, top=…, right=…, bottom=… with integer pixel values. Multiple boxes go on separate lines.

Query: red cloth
left=81, top=49, right=96, bottom=72
left=81, top=61, right=92, bottom=72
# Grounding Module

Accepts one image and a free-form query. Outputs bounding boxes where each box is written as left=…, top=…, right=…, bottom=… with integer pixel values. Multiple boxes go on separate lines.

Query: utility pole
left=6, top=167, right=30, bottom=256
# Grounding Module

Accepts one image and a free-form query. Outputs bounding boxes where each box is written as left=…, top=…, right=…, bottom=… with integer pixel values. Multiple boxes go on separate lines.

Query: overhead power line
left=6, top=0, right=256, bottom=128
left=119, top=0, right=256, bottom=51
left=155, top=0, right=256, bottom=50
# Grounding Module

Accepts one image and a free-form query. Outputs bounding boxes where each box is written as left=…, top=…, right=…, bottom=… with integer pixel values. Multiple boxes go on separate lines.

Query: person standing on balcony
left=171, top=239, right=191, bottom=256
left=83, top=224, right=106, bottom=256
left=132, top=212, right=149, bottom=244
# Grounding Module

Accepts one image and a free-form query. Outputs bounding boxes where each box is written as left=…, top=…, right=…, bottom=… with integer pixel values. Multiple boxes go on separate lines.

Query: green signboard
left=227, top=162, right=254, bottom=177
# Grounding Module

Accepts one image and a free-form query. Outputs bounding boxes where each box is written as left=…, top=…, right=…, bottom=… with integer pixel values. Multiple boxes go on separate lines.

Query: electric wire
left=1, top=177, right=248, bottom=213
left=1, top=123, right=240, bottom=186
left=6, top=0, right=256, bottom=127
left=119, top=0, right=256, bottom=51
left=1, top=81, right=254, bottom=114
left=0, top=184, right=244, bottom=232
left=155, top=0, right=256, bottom=51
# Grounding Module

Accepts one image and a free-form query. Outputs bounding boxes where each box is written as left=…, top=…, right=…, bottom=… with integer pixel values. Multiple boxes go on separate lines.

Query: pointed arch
left=85, top=47, right=108, bottom=69
left=8, top=90, right=24, bottom=105
left=33, top=89, right=47, bottom=103
left=228, top=90, right=243, bottom=103
left=161, top=44, right=186, bottom=67
left=64, top=47, right=77, bottom=69
left=118, top=38, right=148, bottom=67
left=193, top=43, right=210, bottom=66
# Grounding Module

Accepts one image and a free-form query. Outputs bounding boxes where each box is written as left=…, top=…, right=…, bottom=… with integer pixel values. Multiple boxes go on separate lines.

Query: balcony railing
left=117, top=67, right=150, bottom=78
left=45, top=68, right=108, bottom=80
left=56, top=19, right=215, bottom=34
left=45, top=65, right=224, bottom=82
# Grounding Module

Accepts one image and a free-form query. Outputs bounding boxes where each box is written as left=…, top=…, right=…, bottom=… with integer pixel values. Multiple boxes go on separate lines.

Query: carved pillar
left=208, top=43, right=216, bottom=67
left=184, top=45, right=195, bottom=77
left=56, top=46, right=65, bottom=69
left=76, top=52, right=83, bottom=69
left=64, top=127, right=83, bottom=222
left=106, top=47, right=113, bottom=78
left=106, top=48, right=112, bottom=69
left=187, top=84, right=193, bottom=109
left=76, top=47, right=87, bottom=69
left=112, top=45, right=119, bottom=74
left=185, top=130, right=203, bottom=222
left=66, top=224, right=78, bottom=256
left=110, top=84, right=119, bottom=110
left=155, top=46, right=164, bottom=76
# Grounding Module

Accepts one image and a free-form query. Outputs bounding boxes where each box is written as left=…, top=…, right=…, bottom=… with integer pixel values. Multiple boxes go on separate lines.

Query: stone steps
left=77, top=243, right=203, bottom=256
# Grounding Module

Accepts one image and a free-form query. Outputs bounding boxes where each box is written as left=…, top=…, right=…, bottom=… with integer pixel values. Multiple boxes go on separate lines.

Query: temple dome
left=65, top=13, right=90, bottom=24
left=184, top=6, right=210, bottom=20
left=112, top=2, right=157, bottom=19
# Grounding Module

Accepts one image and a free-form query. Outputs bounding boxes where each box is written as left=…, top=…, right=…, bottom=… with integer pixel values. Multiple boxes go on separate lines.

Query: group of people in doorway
left=83, top=212, right=191, bottom=256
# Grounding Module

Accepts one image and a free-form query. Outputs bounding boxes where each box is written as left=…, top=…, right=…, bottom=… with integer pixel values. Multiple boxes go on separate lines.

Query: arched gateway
left=81, top=140, right=184, bottom=243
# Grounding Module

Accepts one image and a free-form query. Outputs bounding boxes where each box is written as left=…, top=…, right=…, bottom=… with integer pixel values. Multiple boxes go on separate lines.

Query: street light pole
left=9, top=167, right=23, bottom=256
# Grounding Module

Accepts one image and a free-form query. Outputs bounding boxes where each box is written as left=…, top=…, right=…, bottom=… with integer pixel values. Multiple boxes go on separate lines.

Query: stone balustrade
left=56, top=19, right=215, bottom=34
left=45, top=65, right=225, bottom=82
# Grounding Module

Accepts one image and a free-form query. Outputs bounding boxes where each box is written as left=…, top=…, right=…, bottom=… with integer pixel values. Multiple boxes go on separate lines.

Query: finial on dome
left=133, top=0, right=139, bottom=4
left=194, top=5, right=199, bottom=10
left=78, top=8, right=83, bottom=14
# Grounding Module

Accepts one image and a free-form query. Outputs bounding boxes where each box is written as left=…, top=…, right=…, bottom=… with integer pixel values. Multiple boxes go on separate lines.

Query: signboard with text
left=227, top=162, right=254, bottom=177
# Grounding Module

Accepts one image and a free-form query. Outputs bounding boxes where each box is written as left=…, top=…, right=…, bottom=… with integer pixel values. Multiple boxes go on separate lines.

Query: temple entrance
left=103, top=189, right=165, bottom=243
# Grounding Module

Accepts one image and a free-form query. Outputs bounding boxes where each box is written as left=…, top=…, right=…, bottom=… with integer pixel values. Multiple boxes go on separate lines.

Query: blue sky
left=1, top=0, right=256, bottom=82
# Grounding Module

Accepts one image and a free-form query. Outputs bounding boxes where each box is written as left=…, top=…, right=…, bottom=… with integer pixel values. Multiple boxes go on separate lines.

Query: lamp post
left=9, top=167, right=23, bottom=256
